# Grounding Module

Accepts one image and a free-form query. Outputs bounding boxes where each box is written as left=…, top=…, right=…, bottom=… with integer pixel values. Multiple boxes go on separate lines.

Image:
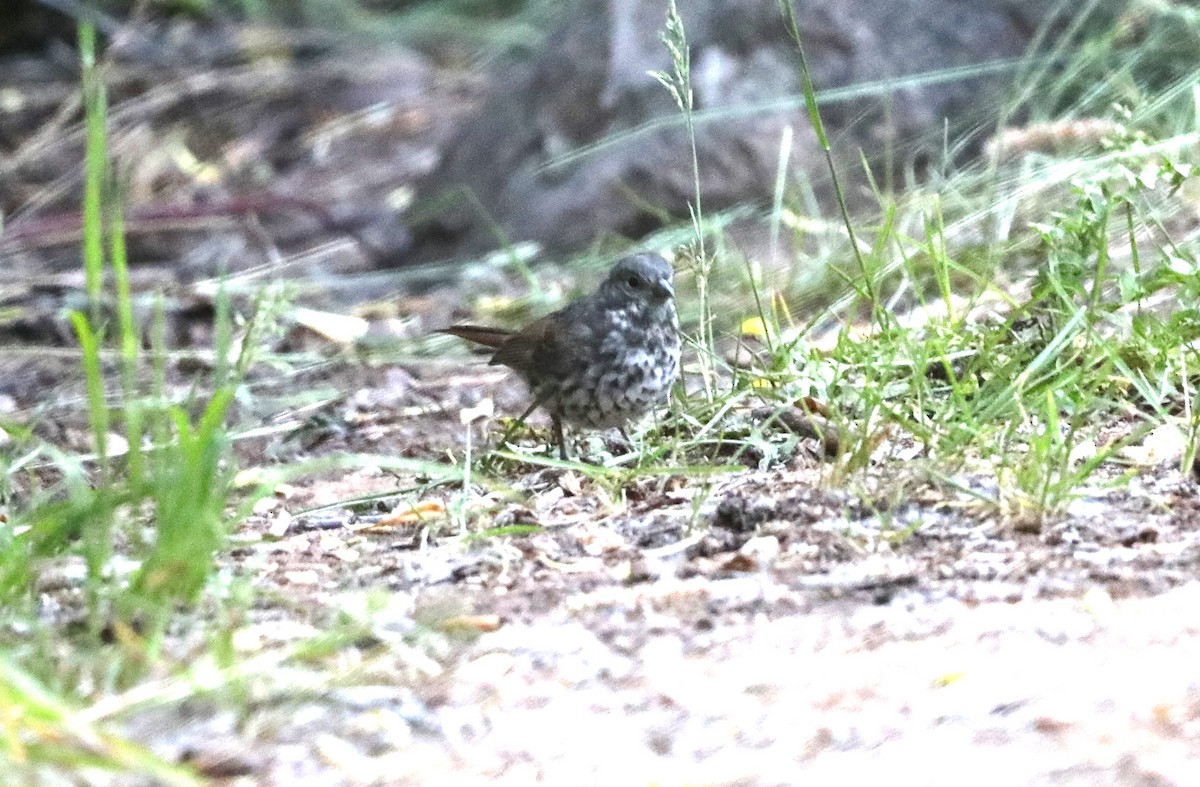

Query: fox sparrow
left=438, top=253, right=681, bottom=458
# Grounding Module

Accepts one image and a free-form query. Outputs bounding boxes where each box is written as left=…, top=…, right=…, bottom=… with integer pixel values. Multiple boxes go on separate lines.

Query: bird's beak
left=654, top=277, right=675, bottom=299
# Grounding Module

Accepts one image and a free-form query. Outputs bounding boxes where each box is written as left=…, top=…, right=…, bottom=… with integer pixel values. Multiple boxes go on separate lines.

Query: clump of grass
left=628, top=0, right=1200, bottom=527
left=0, top=21, right=261, bottom=778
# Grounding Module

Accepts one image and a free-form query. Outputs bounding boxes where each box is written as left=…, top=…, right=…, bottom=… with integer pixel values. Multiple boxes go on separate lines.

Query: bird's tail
left=435, top=325, right=514, bottom=349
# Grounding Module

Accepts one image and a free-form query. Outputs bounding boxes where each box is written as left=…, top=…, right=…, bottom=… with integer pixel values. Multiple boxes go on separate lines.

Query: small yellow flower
left=741, top=316, right=769, bottom=338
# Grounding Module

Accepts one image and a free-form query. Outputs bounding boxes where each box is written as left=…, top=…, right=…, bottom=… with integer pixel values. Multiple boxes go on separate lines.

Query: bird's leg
left=496, top=401, right=540, bottom=452
left=553, top=417, right=568, bottom=460
left=492, top=400, right=568, bottom=460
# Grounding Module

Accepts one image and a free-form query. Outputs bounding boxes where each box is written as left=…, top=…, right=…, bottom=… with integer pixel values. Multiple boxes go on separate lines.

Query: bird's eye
left=627, top=275, right=641, bottom=288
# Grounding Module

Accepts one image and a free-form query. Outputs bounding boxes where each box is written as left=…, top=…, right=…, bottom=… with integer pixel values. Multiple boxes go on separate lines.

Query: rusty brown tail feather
left=435, top=325, right=515, bottom=349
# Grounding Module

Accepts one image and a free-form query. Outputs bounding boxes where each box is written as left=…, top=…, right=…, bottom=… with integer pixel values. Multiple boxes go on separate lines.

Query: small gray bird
left=438, top=253, right=681, bottom=459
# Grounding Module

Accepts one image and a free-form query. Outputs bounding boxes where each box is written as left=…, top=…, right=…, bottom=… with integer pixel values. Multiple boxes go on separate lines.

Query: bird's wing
left=486, top=318, right=546, bottom=371
left=484, top=302, right=598, bottom=379
left=530, top=304, right=603, bottom=378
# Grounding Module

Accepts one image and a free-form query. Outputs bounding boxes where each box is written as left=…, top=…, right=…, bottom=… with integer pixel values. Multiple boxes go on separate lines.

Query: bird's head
left=601, top=252, right=676, bottom=305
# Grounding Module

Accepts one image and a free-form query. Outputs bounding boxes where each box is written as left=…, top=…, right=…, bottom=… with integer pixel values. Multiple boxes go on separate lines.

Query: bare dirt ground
left=121, top=362, right=1200, bottom=786
left=4, top=24, right=1200, bottom=785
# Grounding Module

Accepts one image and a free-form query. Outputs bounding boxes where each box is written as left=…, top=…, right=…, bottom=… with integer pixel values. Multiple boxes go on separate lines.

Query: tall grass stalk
left=776, top=0, right=881, bottom=319
left=109, top=192, right=144, bottom=486
left=77, top=23, right=110, bottom=488
left=79, top=23, right=106, bottom=322
left=653, top=0, right=715, bottom=398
